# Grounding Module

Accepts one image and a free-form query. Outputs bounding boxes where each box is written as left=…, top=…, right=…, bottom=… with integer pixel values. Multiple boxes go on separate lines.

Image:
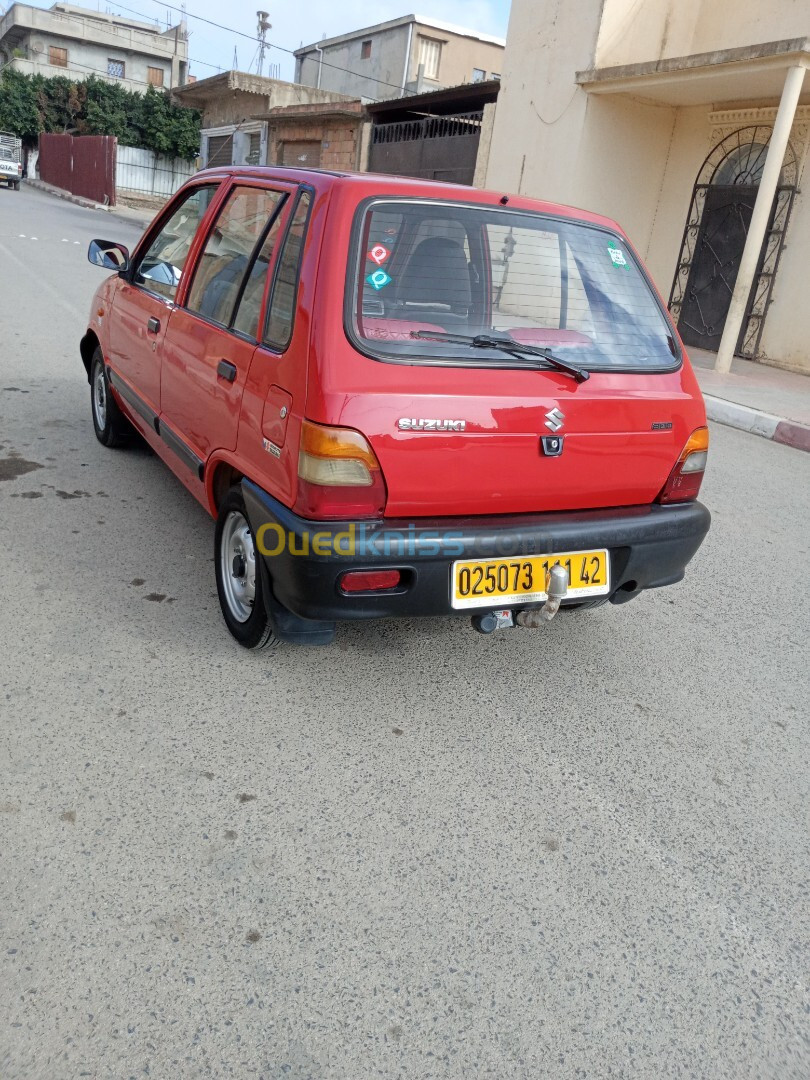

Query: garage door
left=281, top=141, right=322, bottom=167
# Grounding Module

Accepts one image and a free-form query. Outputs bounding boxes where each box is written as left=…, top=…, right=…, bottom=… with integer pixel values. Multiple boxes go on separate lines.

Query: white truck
left=0, top=132, right=23, bottom=191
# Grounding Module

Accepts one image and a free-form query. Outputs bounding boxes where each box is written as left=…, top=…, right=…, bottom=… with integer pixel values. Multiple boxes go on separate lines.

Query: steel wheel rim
left=220, top=511, right=256, bottom=623
left=93, top=365, right=107, bottom=429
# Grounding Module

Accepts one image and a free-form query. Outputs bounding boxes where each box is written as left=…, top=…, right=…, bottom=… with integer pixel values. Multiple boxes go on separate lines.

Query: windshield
left=348, top=200, right=679, bottom=371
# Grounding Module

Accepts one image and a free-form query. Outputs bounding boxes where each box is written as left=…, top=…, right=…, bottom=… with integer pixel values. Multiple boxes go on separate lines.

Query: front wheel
left=215, top=487, right=279, bottom=650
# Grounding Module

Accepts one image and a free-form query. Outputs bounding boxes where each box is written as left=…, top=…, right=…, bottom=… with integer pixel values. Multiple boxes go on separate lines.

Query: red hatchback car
left=82, top=167, right=710, bottom=649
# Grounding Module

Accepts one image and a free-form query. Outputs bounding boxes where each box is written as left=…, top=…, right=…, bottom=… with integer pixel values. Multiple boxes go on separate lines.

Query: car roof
left=192, top=165, right=624, bottom=233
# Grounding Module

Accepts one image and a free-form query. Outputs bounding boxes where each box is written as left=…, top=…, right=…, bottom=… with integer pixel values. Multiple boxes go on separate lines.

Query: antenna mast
left=256, top=11, right=271, bottom=77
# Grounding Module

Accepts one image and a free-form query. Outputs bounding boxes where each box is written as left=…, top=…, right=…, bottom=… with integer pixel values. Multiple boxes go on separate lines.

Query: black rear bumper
left=242, top=480, right=710, bottom=623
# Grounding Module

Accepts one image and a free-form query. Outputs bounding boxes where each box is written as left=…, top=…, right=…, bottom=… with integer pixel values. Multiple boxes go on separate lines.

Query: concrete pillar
left=473, top=102, right=497, bottom=189
left=356, top=121, right=372, bottom=172
left=715, top=64, right=806, bottom=373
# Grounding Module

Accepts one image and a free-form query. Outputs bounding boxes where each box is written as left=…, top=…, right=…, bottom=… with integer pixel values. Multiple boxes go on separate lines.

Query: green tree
left=0, top=69, right=200, bottom=157
left=0, top=68, right=41, bottom=143
left=35, top=74, right=87, bottom=132
left=81, top=77, right=136, bottom=142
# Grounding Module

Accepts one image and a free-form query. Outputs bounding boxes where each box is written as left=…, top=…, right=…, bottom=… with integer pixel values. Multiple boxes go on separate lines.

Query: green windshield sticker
left=607, top=241, right=630, bottom=270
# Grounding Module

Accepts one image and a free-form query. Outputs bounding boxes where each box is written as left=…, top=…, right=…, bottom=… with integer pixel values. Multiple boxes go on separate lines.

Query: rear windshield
left=348, top=199, right=679, bottom=371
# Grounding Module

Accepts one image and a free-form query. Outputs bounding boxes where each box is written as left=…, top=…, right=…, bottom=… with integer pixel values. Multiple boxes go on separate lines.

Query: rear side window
left=135, top=184, right=218, bottom=301
left=232, top=210, right=287, bottom=338
left=350, top=200, right=679, bottom=371
left=263, top=191, right=312, bottom=350
left=186, top=186, right=286, bottom=330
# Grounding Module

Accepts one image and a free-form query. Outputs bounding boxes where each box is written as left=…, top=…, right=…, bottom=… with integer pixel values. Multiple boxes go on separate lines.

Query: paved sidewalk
left=690, top=347, right=810, bottom=453
left=24, top=178, right=154, bottom=230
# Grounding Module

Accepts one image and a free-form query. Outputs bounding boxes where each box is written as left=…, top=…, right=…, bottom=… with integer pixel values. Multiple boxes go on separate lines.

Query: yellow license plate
left=451, top=549, right=610, bottom=609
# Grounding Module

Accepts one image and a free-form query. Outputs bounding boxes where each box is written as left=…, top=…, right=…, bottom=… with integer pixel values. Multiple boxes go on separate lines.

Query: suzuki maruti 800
left=82, top=167, right=710, bottom=649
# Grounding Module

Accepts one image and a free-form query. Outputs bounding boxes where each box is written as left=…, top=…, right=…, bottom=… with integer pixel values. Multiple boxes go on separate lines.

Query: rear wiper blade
left=412, top=331, right=589, bottom=383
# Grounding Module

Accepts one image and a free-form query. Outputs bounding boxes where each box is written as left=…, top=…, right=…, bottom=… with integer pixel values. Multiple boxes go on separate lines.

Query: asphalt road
left=1, top=183, right=808, bottom=1080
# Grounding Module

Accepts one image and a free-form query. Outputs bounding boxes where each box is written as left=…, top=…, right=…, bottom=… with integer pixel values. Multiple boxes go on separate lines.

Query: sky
left=18, top=0, right=512, bottom=87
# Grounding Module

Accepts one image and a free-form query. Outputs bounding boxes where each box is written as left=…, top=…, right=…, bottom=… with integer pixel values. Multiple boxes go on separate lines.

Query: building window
left=206, top=133, right=233, bottom=168
left=246, top=132, right=261, bottom=165
left=491, top=72, right=501, bottom=81
left=107, top=58, right=125, bottom=79
left=147, top=66, right=164, bottom=87
left=361, top=39, right=372, bottom=60
left=49, top=46, right=68, bottom=67
left=472, top=67, right=485, bottom=83
left=417, top=36, right=442, bottom=80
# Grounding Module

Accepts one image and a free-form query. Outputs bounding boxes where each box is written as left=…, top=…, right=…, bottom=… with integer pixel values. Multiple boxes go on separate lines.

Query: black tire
left=90, top=348, right=131, bottom=447
left=560, top=596, right=611, bottom=612
left=215, top=486, right=280, bottom=650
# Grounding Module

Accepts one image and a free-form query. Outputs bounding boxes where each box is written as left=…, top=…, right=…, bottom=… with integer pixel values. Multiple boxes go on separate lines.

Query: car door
left=235, top=188, right=314, bottom=508
left=107, top=182, right=221, bottom=419
left=159, top=180, right=296, bottom=465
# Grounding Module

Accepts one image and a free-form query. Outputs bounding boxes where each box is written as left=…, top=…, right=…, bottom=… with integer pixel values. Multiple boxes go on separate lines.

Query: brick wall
left=265, top=102, right=368, bottom=171
left=268, top=118, right=362, bottom=170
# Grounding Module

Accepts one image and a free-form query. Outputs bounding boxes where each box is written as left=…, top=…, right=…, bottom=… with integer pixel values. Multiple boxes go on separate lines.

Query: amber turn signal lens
left=658, top=426, right=709, bottom=504
left=295, top=420, right=388, bottom=520
left=298, top=420, right=381, bottom=486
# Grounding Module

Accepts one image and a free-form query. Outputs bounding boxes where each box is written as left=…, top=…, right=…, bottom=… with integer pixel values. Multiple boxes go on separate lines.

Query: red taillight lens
left=294, top=420, right=387, bottom=520
left=658, top=427, right=709, bottom=504
left=339, top=569, right=402, bottom=593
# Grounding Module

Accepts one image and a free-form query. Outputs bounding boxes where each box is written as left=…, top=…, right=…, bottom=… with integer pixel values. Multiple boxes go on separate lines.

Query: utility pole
left=256, top=11, right=271, bottom=78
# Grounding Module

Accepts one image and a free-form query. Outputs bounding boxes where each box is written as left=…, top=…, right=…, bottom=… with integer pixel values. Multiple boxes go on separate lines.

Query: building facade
left=172, top=70, right=358, bottom=170
left=295, top=15, right=504, bottom=102
left=0, top=2, right=188, bottom=92
left=484, top=0, right=810, bottom=374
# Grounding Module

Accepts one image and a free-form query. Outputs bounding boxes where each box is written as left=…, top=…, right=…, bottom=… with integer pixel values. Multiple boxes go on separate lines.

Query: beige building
left=0, top=2, right=188, bottom=92
left=295, top=15, right=504, bottom=102
left=484, top=0, right=810, bottom=374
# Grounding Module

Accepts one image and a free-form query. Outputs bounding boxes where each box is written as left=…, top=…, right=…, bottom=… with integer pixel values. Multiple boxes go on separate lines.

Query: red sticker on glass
left=368, top=244, right=390, bottom=266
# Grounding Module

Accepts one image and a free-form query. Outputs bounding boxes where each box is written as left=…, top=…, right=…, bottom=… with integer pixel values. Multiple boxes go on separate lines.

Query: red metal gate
left=38, top=133, right=117, bottom=205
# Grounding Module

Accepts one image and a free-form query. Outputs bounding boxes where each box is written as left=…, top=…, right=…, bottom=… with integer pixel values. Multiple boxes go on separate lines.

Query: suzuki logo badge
left=545, top=407, right=565, bottom=432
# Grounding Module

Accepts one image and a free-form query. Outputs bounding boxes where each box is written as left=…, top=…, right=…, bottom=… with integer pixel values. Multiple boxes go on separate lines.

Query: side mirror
left=88, top=239, right=130, bottom=273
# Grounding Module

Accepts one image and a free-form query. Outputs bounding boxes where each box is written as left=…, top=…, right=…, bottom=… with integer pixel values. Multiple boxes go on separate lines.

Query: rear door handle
left=217, top=360, right=237, bottom=383
left=147, top=316, right=160, bottom=334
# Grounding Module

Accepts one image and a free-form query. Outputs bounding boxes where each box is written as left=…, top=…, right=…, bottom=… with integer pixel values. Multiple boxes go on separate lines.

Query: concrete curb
left=704, top=395, right=810, bottom=453
left=25, top=177, right=111, bottom=212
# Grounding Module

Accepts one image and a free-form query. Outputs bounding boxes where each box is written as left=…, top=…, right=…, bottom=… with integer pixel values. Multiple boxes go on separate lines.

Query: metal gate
left=676, top=184, right=757, bottom=352
left=368, top=111, right=483, bottom=185
left=38, top=133, right=116, bottom=205
left=669, top=126, right=797, bottom=358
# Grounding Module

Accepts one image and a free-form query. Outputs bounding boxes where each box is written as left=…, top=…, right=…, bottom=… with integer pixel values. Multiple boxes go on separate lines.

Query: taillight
left=294, top=420, right=387, bottom=519
left=657, top=427, right=709, bottom=504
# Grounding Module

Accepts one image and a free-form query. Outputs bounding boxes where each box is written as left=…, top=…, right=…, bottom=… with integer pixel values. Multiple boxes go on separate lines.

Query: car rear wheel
left=215, top=487, right=279, bottom=650
left=90, top=348, right=130, bottom=447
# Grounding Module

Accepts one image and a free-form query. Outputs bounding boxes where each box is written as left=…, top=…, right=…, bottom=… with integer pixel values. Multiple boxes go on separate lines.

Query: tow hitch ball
left=471, top=565, right=569, bottom=634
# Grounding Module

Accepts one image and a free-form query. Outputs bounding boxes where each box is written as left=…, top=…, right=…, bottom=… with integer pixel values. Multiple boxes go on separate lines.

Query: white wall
left=595, top=0, right=810, bottom=69
left=116, top=145, right=196, bottom=198
left=486, top=0, right=810, bottom=369
left=485, top=0, right=677, bottom=281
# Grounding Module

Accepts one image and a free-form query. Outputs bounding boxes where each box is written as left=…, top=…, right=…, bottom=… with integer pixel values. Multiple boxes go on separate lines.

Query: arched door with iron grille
left=669, top=127, right=797, bottom=357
